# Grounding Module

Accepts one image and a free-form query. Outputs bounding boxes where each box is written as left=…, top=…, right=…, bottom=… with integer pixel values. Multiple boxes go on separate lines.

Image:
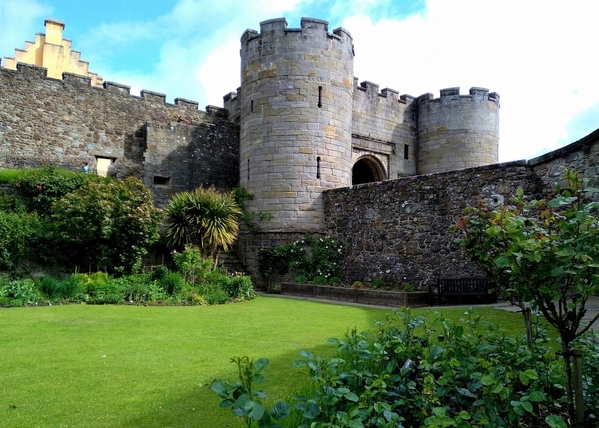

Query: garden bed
left=280, top=283, right=429, bottom=308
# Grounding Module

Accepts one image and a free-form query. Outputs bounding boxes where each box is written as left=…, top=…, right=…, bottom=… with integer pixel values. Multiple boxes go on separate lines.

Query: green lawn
left=0, top=297, right=528, bottom=427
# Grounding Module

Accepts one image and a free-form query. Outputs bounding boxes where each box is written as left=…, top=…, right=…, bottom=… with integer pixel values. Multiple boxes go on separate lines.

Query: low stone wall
left=280, top=283, right=429, bottom=308
left=323, top=162, right=542, bottom=290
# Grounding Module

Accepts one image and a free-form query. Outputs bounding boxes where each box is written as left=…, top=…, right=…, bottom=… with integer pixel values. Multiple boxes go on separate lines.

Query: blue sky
left=1, top=0, right=597, bottom=162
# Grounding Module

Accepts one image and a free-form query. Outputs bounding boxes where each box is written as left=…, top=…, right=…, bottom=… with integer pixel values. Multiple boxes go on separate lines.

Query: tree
left=164, top=186, right=242, bottom=268
left=455, top=170, right=599, bottom=426
left=51, top=176, right=161, bottom=274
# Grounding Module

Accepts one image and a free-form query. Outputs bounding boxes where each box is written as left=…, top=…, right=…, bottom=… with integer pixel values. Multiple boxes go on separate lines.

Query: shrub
left=327, top=277, right=342, bottom=286
left=350, top=281, right=364, bottom=289
left=404, top=283, right=415, bottom=292
left=311, top=275, right=327, bottom=285
left=150, top=265, right=169, bottom=281
left=0, top=211, right=41, bottom=271
left=198, top=284, right=229, bottom=305
left=0, top=278, right=43, bottom=306
left=159, top=272, right=185, bottom=295
left=228, top=275, right=256, bottom=300
left=370, top=278, right=385, bottom=289
left=173, top=247, right=213, bottom=285
left=295, top=275, right=308, bottom=284
left=37, top=276, right=63, bottom=300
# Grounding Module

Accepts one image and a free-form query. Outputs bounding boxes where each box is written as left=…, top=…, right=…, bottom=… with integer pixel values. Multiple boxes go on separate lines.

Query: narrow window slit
left=317, top=86, right=322, bottom=108
left=247, top=159, right=250, bottom=180
left=404, top=144, right=409, bottom=160
left=316, top=156, right=321, bottom=179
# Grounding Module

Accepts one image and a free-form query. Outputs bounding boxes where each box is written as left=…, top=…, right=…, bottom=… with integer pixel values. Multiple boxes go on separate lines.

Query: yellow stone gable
left=2, top=19, right=103, bottom=87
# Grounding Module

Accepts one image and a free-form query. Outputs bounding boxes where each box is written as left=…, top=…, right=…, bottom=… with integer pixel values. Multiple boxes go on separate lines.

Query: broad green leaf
left=480, top=375, right=496, bottom=386
left=457, top=387, right=477, bottom=398
left=520, top=400, right=533, bottom=413
left=247, top=401, right=265, bottom=421
left=545, top=415, right=568, bottom=428
left=344, top=392, right=359, bottom=402
left=253, top=357, right=269, bottom=374
left=528, top=390, right=546, bottom=402
left=429, top=345, right=445, bottom=360
left=270, top=401, right=291, bottom=420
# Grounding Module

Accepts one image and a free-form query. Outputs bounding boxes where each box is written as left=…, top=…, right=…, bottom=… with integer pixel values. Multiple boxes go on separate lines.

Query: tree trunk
left=561, top=340, right=576, bottom=427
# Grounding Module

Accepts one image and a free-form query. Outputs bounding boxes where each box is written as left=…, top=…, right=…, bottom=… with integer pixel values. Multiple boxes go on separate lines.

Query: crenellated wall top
left=0, top=62, right=225, bottom=114
left=241, top=17, right=353, bottom=49
left=354, top=79, right=416, bottom=106
left=417, top=87, right=500, bottom=107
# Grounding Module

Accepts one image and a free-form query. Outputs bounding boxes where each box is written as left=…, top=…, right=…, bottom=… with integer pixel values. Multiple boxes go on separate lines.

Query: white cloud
left=342, top=0, right=599, bottom=161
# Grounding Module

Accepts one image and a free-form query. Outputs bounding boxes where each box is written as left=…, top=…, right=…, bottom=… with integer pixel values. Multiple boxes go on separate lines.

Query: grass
left=0, top=296, right=532, bottom=427
left=0, top=169, right=21, bottom=183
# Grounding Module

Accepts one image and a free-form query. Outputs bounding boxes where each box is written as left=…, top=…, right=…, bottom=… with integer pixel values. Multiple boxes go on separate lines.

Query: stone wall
left=143, top=121, right=239, bottom=207
left=0, top=64, right=239, bottom=205
left=323, top=162, right=542, bottom=289
left=529, top=127, right=599, bottom=196
left=351, top=80, right=418, bottom=178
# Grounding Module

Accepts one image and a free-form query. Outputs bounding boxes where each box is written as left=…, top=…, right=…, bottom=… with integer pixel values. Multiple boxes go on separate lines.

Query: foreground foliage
left=212, top=308, right=599, bottom=427
left=455, top=170, right=599, bottom=424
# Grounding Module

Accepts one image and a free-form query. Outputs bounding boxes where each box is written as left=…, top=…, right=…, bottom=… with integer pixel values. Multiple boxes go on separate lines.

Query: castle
left=1, top=18, right=597, bottom=287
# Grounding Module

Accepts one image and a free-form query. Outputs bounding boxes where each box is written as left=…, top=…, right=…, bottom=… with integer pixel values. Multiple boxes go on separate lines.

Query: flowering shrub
left=257, top=235, right=345, bottom=283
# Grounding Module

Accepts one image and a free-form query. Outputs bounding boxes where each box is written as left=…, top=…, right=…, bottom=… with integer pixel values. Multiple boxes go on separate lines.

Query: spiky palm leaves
left=164, top=186, right=242, bottom=268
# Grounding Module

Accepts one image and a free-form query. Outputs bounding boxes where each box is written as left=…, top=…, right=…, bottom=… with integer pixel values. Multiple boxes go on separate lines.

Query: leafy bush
left=295, top=275, right=308, bottom=284
left=213, top=308, right=599, bottom=427
left=370, top=278, right=385, bottom=289
left=37, top=276, right=62, bottom=300
left=0, top=211, right=41, bottom=271
left=173, top=247, right=213, bottom=285
left=227, top=275, right=256, bottom=300
left=328, top=277, right=342, bottom=286
left=150, top=265, right=169, bottom=281
left=0, top=278, right=43, bottom=306
left=159, top=272, right=185, bottom=295
left=198, top=284, right=229, bottom=305
left=11, top=166, right=87, bottom=216
left=257, top=235, right=345, bottom=283
left=311, top=275, right=327, bottom=285
left=51, top=177, right=161, bottom=274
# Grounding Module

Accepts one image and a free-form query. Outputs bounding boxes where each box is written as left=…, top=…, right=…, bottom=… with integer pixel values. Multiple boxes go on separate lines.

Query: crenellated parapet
left=241, top=17, right=353, bottom=53
left=418, top=86, right=500, bottom=107
left=0, top=63, right=220, bottom=115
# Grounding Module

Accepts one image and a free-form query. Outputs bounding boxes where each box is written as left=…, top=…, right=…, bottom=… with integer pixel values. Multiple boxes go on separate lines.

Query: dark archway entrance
left=352, top=156, right=386, bottom=185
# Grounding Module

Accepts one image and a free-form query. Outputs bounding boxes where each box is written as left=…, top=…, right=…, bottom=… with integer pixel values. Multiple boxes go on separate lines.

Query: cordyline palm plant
left=164, top=186, right=242, bottom=269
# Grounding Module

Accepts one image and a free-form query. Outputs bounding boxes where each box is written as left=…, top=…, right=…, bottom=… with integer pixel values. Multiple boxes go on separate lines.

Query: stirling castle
left=1, top=18, right=597, bottom=287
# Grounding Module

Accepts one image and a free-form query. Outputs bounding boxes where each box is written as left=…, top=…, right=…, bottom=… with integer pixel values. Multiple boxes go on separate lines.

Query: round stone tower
left=238, top=18, right=354, bottom=233
left=417, top=87, right=500, bottom=174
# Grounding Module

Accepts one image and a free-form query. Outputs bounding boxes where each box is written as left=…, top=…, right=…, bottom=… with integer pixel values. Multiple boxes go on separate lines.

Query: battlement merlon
left=354, top=79, right=416, bottom=106
left=419, top=87, right=500, bottom=107
left=1, top=64, right=210, bottom=114
left=241, top=17, right=353, bottom=47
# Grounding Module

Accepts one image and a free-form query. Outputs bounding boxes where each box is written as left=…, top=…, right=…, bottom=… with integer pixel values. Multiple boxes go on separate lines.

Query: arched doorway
left=352, top=156, right=386, bottom=185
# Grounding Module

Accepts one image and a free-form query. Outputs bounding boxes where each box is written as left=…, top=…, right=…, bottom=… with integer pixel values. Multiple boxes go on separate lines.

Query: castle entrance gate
left=352, top=156, right=386, bottom=185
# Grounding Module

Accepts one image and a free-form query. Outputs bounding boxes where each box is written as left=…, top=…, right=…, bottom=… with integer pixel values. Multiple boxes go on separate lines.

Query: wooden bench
left=429, top=277, right=496, bottom=306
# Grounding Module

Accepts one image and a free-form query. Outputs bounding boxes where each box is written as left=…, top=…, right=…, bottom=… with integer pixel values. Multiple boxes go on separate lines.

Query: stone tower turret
left=238, top=18, right=354, bottom=232
left=417, top=87, right=500, bottom=174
